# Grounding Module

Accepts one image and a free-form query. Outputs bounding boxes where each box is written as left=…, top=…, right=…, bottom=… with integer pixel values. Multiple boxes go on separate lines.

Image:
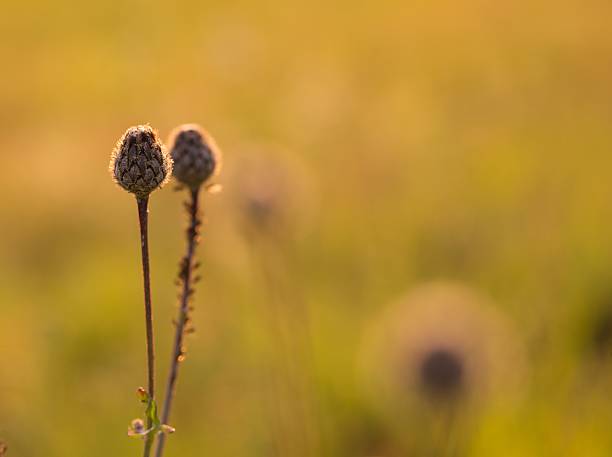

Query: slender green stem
left=155, top=187, right=201, bottom=457
left=137, top=196, right=156, bottom=457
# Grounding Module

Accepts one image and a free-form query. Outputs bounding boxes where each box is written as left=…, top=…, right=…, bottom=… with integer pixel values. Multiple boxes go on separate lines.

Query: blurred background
left=1, top=0, right=612, bottom=455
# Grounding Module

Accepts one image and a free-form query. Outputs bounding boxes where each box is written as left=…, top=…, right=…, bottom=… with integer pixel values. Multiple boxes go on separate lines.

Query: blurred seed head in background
left=361, top=282, right=526, bottom=413
left=419, top=346, right=465, bottom=401
left=227, top=144, right=316, bottom=240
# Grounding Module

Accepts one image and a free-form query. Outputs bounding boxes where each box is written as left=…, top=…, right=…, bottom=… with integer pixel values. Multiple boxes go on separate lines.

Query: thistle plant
left=110, top=125, right=173, bottom=457
left=154, top=123, right=221, bottom=457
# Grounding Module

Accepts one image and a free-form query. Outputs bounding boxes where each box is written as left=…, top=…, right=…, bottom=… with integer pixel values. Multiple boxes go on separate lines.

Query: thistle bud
left=168, top=124, right=221, bottom=189
left=110, top=125, right=172, bottom=197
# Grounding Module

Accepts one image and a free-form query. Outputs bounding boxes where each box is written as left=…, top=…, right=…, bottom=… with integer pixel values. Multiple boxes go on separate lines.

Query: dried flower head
left=168, top=124, right=221, bottom=189
left=110, top=125, right=172, bottom=197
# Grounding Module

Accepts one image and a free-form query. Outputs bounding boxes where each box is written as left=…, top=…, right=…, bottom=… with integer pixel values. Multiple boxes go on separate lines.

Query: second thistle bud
left=110, top=125, right=172, bottom=198
left=168, top=124, right=221, bottom=189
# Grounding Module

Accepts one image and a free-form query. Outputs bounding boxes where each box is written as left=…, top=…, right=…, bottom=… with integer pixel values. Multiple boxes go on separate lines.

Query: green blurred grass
left=1, top=0, right=612, bottom=455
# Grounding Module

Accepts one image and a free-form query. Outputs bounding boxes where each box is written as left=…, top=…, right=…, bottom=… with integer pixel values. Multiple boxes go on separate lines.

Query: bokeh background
left=1, top=1, right=612, bottom=455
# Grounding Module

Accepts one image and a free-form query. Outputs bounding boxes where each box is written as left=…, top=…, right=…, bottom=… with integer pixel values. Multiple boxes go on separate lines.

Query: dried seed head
left=110, top=125, right=172, bottom=197
left=169, top=124, right=221, bottom=189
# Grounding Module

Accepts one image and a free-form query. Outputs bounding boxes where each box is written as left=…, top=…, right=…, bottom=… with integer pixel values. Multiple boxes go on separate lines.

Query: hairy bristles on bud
left=168, top=123, right=221, bottom=189
left=110, top=125, right=172, bottom=197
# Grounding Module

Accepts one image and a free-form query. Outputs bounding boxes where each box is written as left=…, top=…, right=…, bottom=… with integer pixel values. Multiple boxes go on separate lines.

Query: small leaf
left=161, top=424, right=176, bottom=434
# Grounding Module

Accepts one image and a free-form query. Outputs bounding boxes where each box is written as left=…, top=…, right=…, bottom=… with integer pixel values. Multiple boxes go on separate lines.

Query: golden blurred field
left=2, top=1, right=612, bottom=455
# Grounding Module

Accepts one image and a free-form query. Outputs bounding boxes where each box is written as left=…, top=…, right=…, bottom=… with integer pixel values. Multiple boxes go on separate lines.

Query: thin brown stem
left=155, top=187, right=201, bottom=457
left=137, top=196, right=156, bottom=457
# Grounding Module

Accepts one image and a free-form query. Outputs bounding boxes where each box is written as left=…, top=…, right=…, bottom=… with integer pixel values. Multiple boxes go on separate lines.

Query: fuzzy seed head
left=419, top=347, right=464, bottom=400
left=360, top=282, right=526, bottom=414
left=169, top=124, right=221, bottom=189
left=110, top=125, right=172, bottom=197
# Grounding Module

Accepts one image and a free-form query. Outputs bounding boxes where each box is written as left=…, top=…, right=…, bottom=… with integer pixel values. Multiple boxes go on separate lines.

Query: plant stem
left=155, top=187, right=201, bottom=457
left=137, top=196, right=156, bottom=457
